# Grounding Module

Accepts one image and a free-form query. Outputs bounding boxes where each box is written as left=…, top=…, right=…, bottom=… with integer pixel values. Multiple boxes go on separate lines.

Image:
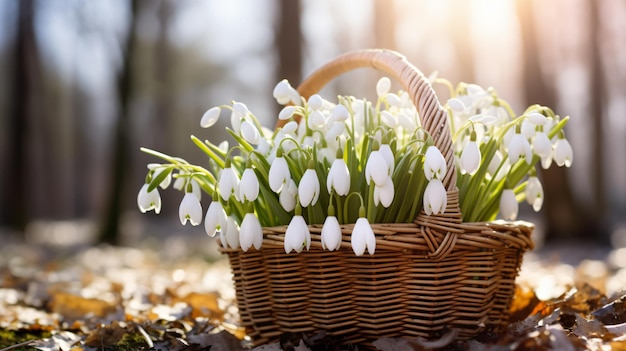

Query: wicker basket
left=220, top=49, right=534, bottom=346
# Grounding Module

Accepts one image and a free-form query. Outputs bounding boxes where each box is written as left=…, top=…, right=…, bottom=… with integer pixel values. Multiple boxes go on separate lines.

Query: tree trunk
left=98, top=0, right=140, bottom=244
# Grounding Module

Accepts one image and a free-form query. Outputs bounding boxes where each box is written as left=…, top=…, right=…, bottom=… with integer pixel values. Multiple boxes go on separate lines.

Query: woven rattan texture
left=220, top=49, right=535, bottom=346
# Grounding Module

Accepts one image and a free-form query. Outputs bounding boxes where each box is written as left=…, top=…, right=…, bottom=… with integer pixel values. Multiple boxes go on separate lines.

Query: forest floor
left=0, top=220, right=625, bottom=351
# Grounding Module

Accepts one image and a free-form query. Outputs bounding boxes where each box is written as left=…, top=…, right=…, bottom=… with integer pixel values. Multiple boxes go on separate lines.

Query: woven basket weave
left=220, top=49, right=534, bottom=346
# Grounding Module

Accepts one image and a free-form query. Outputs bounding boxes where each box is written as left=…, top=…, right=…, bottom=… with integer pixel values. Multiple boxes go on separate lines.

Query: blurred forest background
left=1, top=0, right=625, bottom=248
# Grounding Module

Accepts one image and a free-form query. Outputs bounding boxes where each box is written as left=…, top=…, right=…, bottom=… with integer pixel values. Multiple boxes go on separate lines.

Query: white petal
left=378, top=178, right=394, bottom=208
left=376, top=77, right=391, bottom=97
left=284, top=215, right=309, bottom=253
left=240, top=168, right=259, bottom=201
left=308, top=94, right=323, bottom=110
left=269, top=157, right=289, bottom=193
left=351, top=218, right=375, bottom=256
left=281, top=121, right=298, bottom=134
left=278, top=106, right=296, bottom=120
left=241, top=120, right=260, bottom=145
left=200, top=107, right=221, bottom=128
left=521, top=119, right=535, bottom=139
left=386, top=93, right=402, bottom=107
left=325, top=122, right=345, bottom=143
left=332, top=105, right=349, bottom=122
left=380, top=111, right=398, bottom=128
left=279, top=179, right=297, bottom=211
left=327, top=159, right=351, bottom=196
left=424, top=146, right=447, bottom=180
left=179, top=193, right=202, bottom=226
left=499, top=189, right=518, bottom=220
left=447, top=98, right=466, bottom=113
left=273, top=79, right=294, bottom=105
left=528, top=112, right=547, bottom=125
left=152, top=167, right=172, bottom=189
left=219, top=167, right=240, bottom=201
left=508, top=133, right=531, bottom=164
left=225, top=217, right=240, bottom=249
left=204, top=201, right=226, bottom=237
left=532, top=132, right=552, bottom=158
left=298, top=169, right=320, bottom=207
left=460, top=141, right=481, bottom=175
left=525, top=176, right=544, bottom=212
left=137, top=184, right=161, bottom=214
left=554, top=138, right=573, bottom=167
left=423, top=179, right=447, bottom=215
left=240, top=213, right=263, bottom=251
left=321, top=216, right=342, bottom=251
left=366, top=151, right=389, bottom=186
left=308, top=110, right=326, bottom=130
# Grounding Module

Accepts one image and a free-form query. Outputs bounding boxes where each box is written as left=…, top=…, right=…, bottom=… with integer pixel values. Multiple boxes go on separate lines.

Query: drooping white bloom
left=190, top=179, right=202, bottom=201
left=507, top=131, right=532, bottom=165
left=308, top=110, right=326, bottom=130
left=365, top=150, right=389, bottom=186
left=150, top=166, right=172, bottom=189
left=278, top=106, right=297, bottom=120
left=273, top=79, right=300, bottom=105
left=240, top=120, right=260, bottom=145
left=200, top=106, right=221, bottom=128
left=220, top=216, right=240, bottom=249
left=376, top=77, right=391, bottom=98
left=179, top=192, right=202, bottom=226
left=380, top=111, right=397, bottom=128
left=423, top=179, right=447, bottom=215
left=499, top=189, right=518, bottom=220
left=269, top=156, right=290, bottom=192
left=373, top=178, right=394, bottom=207
left=554, top=138, right=573, bottom=167
left=521, top=119, right=535, bottom=139
left=460, top=140, right=481, bottom=175
left=332, top=104, right=349, bottom=122
left=240, top=213, right=263, bottom=251
left=325, top=122, right=345, bottom=143
left=321, top=216, right=342, bottom=251
left=230, top=102, right=249, bottom=133
left=424, top=146, right=447, bottom=180
left=279, top=179, right=297, bottom=211
left=351, top=217, right=376, bottom=256
left=527, top=112, right=547, bottom=125
left=386, top=93, right=402, bottom=107
left=327, top=158, right=351, bottom=196
left=137, top=184, right=162, bottom=214
left=308, top=94, right=323, bottom=110
left=299, top=168, right=320, bottom=207
left=526, top=176, right=544, bottom=212
left=219, top=167, right=240, bottom=201
left=284, top=215, right=310, bottom=253
left=204, top=201, right=227, bottom=237
left=532, top=131, right=552, bottom=159
left=447, top=98, right=466, bottom=113
left=239, top=168, right=259, bottom=202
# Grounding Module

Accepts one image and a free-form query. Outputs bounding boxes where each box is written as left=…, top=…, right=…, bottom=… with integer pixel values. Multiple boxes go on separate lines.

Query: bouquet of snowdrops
left=138, top=76, right=572, bottom=255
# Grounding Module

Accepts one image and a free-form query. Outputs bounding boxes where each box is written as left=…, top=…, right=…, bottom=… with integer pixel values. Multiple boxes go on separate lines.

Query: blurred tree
left=98, top=0, right=140, bottom=244
left=276, top=0, right=301, bottom=108
left=2, top=0, right=41, bottom=231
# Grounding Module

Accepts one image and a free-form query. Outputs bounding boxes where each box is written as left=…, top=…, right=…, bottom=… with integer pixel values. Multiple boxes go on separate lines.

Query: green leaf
left=147, top=166, right=174, bottom=192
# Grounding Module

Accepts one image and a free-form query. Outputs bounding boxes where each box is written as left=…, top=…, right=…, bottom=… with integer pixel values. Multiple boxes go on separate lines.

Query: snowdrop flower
left=526, top=176, right=544, bottom=212
left=507, top=130, right=532, bottom=164
left=424, top=146, right=447, bottom=180
left=150, top=165, right=172, bottom=189
left=284, top=211, right=310, bottom=253
left=373, top=178, right=394, bottom=207
left=273, top=79, right=300, bottom=105
left=279, top=179, right=297, bottom=211
left=230, top=102, right=249, bottom=133
left=204, top=200, right=227, bottom=237
left=269, top=152, right=290, bottom=192
left=380, top=111, right=398, bottom=128
left=365, top=150, right=389, bottom=187
left=460, top=133, right=481, bottom=175
left=200, top=106, right=221, bottom=128
left=332, top=104, right=349, bottom=122
left=321, top=215, right=342, bottom=251
left=386, top=93, right=402, bottom=107
left=278, top=106, right=297, bottom=120
left=239, top=168, right=259, bottom=202
left=447, top=98, right=466, bottom=113
left=308, top=94, right=324, bottom=110
left=499, top=189, right=518, bottom=220
left=308, top=110, right=326, bottom=130
left=179, top=192, right=202, bottom=226
left=376, top=77, right=391, bottom=98
left=527, top=112, right=547, bottom=125
left=240, top=212, right=263, bottom=251
left=423, top=179, right=447, bottom=215
left=220, top=216, right=240, bottom=249
left=240, top=120, right=260, bottom=145
left=219, top=166, right=240, bottom=201
left=299, top=167, right=320, bottom=207
left=554, top=137, right=573, bottom=167
left=327, top=155, right=351, bottom=196
left=351, top=212, right=376, bottom=256
left=532, top=129, right=552, bottom=159
left=325, top=122, right=346, bottom=143
left=521, top=119, right=535, bottom=139
left=137, top=184, right=161, bottom=214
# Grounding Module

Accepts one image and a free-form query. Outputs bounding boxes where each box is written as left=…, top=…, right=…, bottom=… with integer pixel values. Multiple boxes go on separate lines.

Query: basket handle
left=290, top=49, right=457, bottom=192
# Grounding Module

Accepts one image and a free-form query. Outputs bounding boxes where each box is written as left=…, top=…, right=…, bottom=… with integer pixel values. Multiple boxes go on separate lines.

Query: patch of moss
left=112, top=332, right=152, bottom=351
left=0, top=329, right=52, bottom=350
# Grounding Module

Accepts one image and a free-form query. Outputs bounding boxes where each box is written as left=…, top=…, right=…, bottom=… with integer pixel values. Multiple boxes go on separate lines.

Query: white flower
left=332, top=104, right=349, bottom=122
left=308, top=94, right=323, bottom=110
left=220, top=216, right=240, bottom=249
left=279, top=179, right=297, bottom=211
left=239, top=168, right=259, bottom=202
left=373, top=178, right=394, bottom=208
left=487, top=150, right=510, bottom=181
left=327, top=158, right=350, bottom=196
left=527, top=112, right=547, bottom=125
left=376, top=77, right=391, bottom=98
left=447, top=98, right=466, bottom=113
left=507, top=131, right=532, bottom=164
left=230, top=102, right=249, bottom=133
left=365, top=150, right=389, bottom=186
left=521, top=119, right=535, bottom=139
left=540, top=152, right=553, bottom=169
left=278, top=106, right=296, bottom=120
left=325, top=122, right=345, bottom=143
left=284, top=215, right=310, bottom=253
left=273, top=79, right=300, bottom=105
left=423, top=179, right=447, bottom=215
left=351, top=217, right=376, bottom=256
left=200, top=107, right=221, bottom=128
left=554, top=138, right=573, bottom=167
left=240, top=120, right=261, bottom=145
left=532, top=131, right=552, bottom=158
left=386, top=93, right=402, bottom=107
left=526, top=176, right=544, bottom=212
left=149, top=165, right=172, bottom=189
left=379, top=144, right=395, bottom=174
left=308, top=110, right=326, bottom=130
left=204, top=201, right=227, bottom=237
left=240, top=213, right=263, bottom=251
left=269, top=155, right=290, bottom=193
left=137, top=184, right=161, bottom=214
left=424, top=146, right=447, bottom=180
left=179, top=193, right=202, bottom=226
left=219, top=167, right=240, bottom=201
left=298, top=168, right=320, bottom=207
left=499, top=189, right=518, bottom=220
left=381, top=111, right=397, bottom=128
left=321, top=216, right=342, bottom=251
left=460, top=140, right=481, bottom=175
